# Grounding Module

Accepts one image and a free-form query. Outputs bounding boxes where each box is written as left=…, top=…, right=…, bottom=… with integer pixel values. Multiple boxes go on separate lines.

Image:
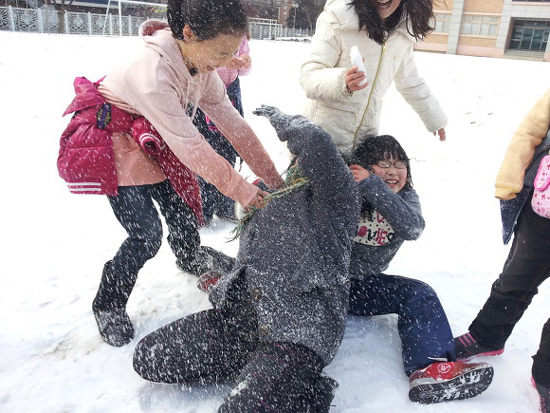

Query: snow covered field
left=1, top=30, right=549, bottom=412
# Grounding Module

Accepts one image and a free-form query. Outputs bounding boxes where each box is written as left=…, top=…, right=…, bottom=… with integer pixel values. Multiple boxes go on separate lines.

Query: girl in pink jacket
left=58, top=0, right=282, bottom=348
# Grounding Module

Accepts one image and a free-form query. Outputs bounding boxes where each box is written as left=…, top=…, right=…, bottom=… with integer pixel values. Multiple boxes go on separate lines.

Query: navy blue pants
left=349, top=274, right=455, bottom=375
left=469, top=203, right=550, bottom=386
left=101, top=180, right=199, bottom=305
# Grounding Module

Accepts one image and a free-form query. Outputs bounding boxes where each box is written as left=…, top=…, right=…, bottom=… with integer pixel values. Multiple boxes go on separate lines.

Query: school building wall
left=416, top=0, right=550, bottom=62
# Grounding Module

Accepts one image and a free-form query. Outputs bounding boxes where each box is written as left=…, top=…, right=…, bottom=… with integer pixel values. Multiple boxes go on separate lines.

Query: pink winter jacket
left=98, top=20, right=282, bottom=207
left=57, top=77, right=130, bottom=196
left=57, top=76, right=204, bottom=224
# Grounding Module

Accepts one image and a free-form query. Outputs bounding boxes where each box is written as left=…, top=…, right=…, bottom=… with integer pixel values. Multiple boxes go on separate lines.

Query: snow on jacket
left=210, top=108, right=360, bottom=364
left=497, top=89, right=550, bottom=244
left=57, top=77, right=132, bottom=196
left=350, top=177, right=425, bottom=279
left=300, top=0, right=447, bottom=158
left=57, top=77, right=204, bottom=224
left=130, top=117, right=204, bottom=225
left=98, top=19, right=283, bottom=208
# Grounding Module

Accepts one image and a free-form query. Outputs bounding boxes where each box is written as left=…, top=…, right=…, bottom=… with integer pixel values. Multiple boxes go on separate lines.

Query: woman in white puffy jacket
left=300, top=0, right=447, bottom=159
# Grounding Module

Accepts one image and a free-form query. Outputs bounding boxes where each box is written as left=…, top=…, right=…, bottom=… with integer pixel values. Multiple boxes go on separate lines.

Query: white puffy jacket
left=300, top=0, right=447, bottom=157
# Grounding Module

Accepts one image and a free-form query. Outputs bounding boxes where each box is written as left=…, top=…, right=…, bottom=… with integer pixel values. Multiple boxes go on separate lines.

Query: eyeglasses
left=375, top=160, right=407, bottom=169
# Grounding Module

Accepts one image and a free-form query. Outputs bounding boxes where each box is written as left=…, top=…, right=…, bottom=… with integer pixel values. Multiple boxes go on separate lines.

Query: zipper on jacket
left=352, top=41, right=386, bottom=152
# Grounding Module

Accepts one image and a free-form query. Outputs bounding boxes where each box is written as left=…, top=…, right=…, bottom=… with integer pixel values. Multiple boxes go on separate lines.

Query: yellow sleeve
left=495, top=89, right=550, bottom=200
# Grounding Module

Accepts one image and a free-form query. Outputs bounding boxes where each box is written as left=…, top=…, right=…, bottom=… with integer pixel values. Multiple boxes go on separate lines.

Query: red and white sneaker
left=409, top=360, right=494, bottom=404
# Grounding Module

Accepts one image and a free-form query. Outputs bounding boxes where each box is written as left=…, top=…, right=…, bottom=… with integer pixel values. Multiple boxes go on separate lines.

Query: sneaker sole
left=409, top=365, right=494, bottom=404
left=457, top=348, right=504, bottom=361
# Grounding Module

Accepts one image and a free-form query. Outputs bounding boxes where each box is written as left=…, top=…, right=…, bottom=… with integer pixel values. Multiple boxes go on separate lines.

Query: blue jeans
left=104, top=180, right=199, bottom=295
left=349, top=274, right=455, bottom=375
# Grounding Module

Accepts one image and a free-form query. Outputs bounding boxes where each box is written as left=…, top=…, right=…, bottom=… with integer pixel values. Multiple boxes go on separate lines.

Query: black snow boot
left=305, top=375, right=339, bottom=412
left=218, top=342, right=325, bottom=413
left=177, top=246, right=236, bottom=276
left=92, top=261, right=136, bottom=347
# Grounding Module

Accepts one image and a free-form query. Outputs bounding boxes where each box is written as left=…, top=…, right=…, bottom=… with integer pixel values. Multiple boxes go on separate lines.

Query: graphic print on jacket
left=354, top=211, right=395, bottom=246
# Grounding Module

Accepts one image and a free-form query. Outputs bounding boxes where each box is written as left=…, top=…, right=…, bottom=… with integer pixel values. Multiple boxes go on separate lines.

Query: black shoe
left=308, top=375, right=339, bottom=412
left=177, top=246, right=236, bottom=276
left=92, top=304, right=134, bottom=347
left=454, top=332, right=504, bottom=360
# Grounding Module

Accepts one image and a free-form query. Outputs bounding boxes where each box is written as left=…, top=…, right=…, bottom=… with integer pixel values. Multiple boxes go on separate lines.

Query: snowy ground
left=1, top=30, right=549, bottom=412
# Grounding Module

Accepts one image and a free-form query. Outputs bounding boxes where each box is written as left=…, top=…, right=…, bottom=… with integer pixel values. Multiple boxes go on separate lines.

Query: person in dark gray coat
left=133, top=105, right=360, bottom=412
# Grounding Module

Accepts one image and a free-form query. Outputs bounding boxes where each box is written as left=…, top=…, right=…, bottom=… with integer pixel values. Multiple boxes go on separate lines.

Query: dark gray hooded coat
left=210, top=106, right=360, bottom=364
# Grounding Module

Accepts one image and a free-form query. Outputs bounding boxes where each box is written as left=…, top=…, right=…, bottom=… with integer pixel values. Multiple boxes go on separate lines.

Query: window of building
left=461, top=14, right=499, bottom=37
left=509, top=19, right=550, bottom=51
left=433, top=12, right=451, bottom=33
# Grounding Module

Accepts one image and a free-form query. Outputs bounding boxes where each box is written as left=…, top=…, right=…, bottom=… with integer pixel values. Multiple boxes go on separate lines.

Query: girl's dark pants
left=193, top=78, right=243, bottom=222
left=93, top=180, right=200, bottom=310
left=469, top=203, right=550, bottom=386
left=133, top=277, right=329, bottom=412
left=349, top=274, right=455, bottom=376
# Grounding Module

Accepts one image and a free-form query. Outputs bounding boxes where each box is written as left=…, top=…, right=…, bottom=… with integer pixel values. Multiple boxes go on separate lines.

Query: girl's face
left=181, top=26, right=243, bottom=74
left=370, top=156, right=408, bottom=193
left=373, top=0, right=402, bottom=21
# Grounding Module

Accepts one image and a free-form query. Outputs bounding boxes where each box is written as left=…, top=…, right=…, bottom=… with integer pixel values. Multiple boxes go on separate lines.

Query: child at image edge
left=454, top=89, right=550, bottom=413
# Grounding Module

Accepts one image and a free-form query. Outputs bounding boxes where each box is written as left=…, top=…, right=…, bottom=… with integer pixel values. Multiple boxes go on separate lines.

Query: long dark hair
left=168, top=0, right=248, bottom=41
left=349, top=0, right=434, bottom=44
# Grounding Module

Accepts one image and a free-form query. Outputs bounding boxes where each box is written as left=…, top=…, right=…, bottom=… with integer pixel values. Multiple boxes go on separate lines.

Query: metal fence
left=0, top=6, right=153, bottom=35
left=0, top=7, right=312, bottom=38
left=248, top=17, right=311, bottom=40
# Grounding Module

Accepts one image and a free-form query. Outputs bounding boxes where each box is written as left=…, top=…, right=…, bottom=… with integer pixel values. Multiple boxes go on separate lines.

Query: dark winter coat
left=210, top=108, right=360, bottom=364
left=349, top=177, right=425, bottom=279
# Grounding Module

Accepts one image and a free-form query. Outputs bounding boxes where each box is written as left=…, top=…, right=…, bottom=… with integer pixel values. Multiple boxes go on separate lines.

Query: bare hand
left=434, top=128, right=446, bottom=142
left=349, top=164, right=370, bottom=182
left=226, top=54, right=251, bottom=70
left=245, top=189, right=269, bottom=211
left=345, top=66, right=368, bottom=93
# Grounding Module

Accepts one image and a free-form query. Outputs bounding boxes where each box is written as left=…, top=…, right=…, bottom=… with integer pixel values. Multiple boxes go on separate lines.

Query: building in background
left=417, top=0, right=550, bottom=62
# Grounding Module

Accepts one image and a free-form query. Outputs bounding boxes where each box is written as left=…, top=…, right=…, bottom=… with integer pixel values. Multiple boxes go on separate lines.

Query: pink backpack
left=531, top=153, right=550, bottom=218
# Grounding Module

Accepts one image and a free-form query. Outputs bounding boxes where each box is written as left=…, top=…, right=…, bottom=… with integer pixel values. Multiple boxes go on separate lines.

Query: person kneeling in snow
left=348, top=135, right=494, bottom=404
left=133, top=106, right=360, bottom=412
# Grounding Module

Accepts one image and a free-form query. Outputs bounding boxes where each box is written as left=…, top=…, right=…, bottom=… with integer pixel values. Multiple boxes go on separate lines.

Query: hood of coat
left=324, top=0, right=417, bottom=44
left=138, top=19, right=194, bottom=76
